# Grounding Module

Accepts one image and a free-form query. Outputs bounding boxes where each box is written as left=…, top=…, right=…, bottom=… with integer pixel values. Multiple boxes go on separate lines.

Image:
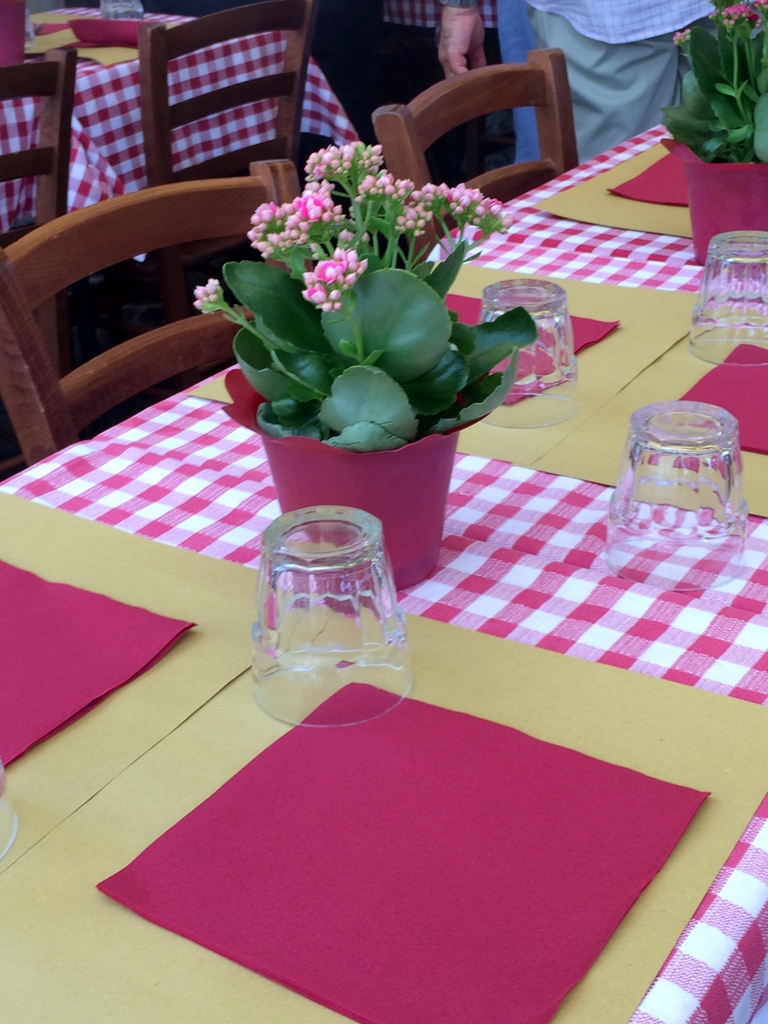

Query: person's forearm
left=438, top=2, right=486, bottom=77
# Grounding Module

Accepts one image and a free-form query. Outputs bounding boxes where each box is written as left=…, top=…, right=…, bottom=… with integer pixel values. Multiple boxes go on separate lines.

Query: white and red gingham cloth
left=4, top=389, right=768, bottom=1024
left=0, top=10, right=357, bottom=235
left=474, top=124, right=704, bottom=293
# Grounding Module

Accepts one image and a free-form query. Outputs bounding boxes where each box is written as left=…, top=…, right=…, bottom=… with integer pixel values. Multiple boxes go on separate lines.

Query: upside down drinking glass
left=252, top=506, right=413, bottom=727
left=605, top=401, right=748, bottom=591
left=482, top=278, right=577, bottom=428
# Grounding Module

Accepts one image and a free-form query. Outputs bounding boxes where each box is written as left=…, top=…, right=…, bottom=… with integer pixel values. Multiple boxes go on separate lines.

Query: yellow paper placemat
left=533, top=333, right=768, bottom=516
left=537, top=144, right=693, bottom=238
left=0, top=492, right=263, bottom=868
left=2, top=614, right=768, bottom=1024
left=455, top=265, right=695, bottom=465
left=29, top=12, right=138, bottom=66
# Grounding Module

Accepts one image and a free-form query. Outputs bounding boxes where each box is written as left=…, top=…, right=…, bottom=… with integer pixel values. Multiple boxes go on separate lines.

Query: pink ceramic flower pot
left=223, top=369, right=458, bottom=590
left=675, top=144, right=768, bottom=264
left=0, top=2, right=26, bottom=66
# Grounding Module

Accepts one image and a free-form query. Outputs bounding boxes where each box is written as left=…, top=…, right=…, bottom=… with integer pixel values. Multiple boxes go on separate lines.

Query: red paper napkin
left=99, top=684, right=707, bottom=1024
left=681, top=346, right=768, bottom=455
left=68, top=17, right=142, bottom=46
left=608, top=152, right=689, bottom=206
left=445, top=293, right=620, bottom=352
left=0, top=560, right=194, bottom=764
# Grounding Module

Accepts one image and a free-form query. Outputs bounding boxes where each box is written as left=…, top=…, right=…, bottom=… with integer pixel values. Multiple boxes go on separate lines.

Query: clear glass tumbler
left=0, top=758, right=18, bottom=862
left=253, top=506, right=413, bottom=726
left=605, top=401, right=748, bottom=591
left=482, top=278, right=577, bottom=428
left=690, top=231, right=768, bottom=365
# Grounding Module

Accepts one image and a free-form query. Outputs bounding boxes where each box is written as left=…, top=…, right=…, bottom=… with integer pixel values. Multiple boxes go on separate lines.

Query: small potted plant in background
left=194, top=142, right=536, bottom=587
left=662, top=0, right=768, bottom=262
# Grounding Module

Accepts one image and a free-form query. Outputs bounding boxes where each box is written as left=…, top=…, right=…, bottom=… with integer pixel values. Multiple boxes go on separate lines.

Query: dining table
left=3, top=124, right=768, bottom=1024
left=0, top=8, right=358, bottom=237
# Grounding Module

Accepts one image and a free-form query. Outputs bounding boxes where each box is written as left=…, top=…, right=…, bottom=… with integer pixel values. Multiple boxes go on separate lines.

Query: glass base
left=488, top=394, right=577, bottom=429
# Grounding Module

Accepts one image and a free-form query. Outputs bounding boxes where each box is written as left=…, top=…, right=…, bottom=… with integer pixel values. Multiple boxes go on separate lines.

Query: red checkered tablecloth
left=474, top=125, right=703, bottom=293
left=0, top=10, right=358, bottom=235
left=4, top=389, right=768, bottom=1024
left=4, top=120, right=768, bottom=1023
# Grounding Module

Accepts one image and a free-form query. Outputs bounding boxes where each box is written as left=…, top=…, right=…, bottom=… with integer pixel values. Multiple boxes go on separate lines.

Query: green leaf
left=223, top=262, right=328, bottom=354
left=423, top=241, right=468, bottom=298
left=710, top=92, right=745, bottom=129
left=466, top=307, right=537, bottom=382
left=691, top=26, right=728, bottom=101
left=425, top=355, right=520, bottom=434
left=233, top=328, right=295, bottom=401
left=400, top=349, right=469, bottom=415
left=319, top=365, right=418, bottom=441
left=256, top=402, right=323, bottom=440
left=321, top=269, right=452, bottom=382
left=681, top=71, right=714, bottom=118
left=325, top=422, right=408, bottom=452
left=755, top=92, right=768, bottom=161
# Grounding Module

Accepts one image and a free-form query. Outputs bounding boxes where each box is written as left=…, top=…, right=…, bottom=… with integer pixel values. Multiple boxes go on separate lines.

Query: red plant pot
left=675, top=144, right=768, bottom=264
left=0, top=2, right=25, bottom=66
left=224, top=369, right=458, bottom=590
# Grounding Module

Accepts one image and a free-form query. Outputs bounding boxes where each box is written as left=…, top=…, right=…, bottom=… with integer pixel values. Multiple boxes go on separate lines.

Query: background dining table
left=3, top=124, right=768, bottom=1024
left=0, top=8, right=358, bottom=237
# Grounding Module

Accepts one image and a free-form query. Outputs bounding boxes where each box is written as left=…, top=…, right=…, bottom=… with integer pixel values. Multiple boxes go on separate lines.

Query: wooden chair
left=0, top=176, right=281, bottom=469
left=135, top=0, right=318, bottom=324
left=372, top=51, right=577, bottom=206
left=0, top=48, right=76, bottom=377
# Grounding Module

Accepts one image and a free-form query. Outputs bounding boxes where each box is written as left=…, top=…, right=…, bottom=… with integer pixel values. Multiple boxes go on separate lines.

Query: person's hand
left=438, top=6, right=486, bottom=78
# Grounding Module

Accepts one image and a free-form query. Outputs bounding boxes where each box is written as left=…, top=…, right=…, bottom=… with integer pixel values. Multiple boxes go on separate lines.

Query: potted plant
left=194, top=142, right=536, bottom=587
left=662, top=0, right=768, bottom=261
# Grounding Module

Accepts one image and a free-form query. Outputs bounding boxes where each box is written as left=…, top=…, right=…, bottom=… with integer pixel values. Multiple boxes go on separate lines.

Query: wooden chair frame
left=0, top=175, right=286, bottom=468
left=373, top=51, right=578, bottom=205
left=134, top=0, right=317, bottom=325
left=0, top=48, right=76, bottom=383
left=0, top=48, right=76, bottom=247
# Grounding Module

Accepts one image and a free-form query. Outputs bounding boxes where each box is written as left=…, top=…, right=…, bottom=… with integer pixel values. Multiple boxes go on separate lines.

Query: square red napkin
left=681, top=346, right=768, bottom=456
left=99, top=684, right=707, bottom=1024
left=445, top=293, right=620, bottom=352
left=0, top=560, right=194, bottom=763
left=608, top=152, right=689, bottom=206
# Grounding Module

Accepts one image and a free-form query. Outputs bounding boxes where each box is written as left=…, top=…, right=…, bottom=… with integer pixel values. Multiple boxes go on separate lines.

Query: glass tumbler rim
left=706, top=230, right=768, bottom=261
left=482, top=277, right=568, bottom=315
left=261, top=505, right=385, bottom=569
left=629, top=400, right=740, bottom=453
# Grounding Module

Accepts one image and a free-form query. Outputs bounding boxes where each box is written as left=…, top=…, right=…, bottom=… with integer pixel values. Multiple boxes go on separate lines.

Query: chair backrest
left=0, top=176, right=279, bottom=468
left=0, top=48, right=76, bottom=247
left=139, top=0, right=319, bottom=187
left=373, top=51, right=577, bottom=204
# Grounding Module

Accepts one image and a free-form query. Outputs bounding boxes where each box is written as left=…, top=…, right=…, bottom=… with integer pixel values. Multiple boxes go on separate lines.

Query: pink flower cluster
left=247, top=182, right=344, bottom=259
left=193, top=278, right=223, bottom=312
left=301, top=249, right=368, bottom=312
left=719, top=3, right=761, bottom=24
left=305, top=143, right=384, bottom=183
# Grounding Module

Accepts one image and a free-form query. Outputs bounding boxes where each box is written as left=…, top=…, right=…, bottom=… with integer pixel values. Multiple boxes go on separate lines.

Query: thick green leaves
left=223, top=261, right=328, bottom=353
left=467, top=307, right=537, bottom=381
left=321, top=269, right=452, bottom=381
left=320, top=366, right=418, bottom=444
